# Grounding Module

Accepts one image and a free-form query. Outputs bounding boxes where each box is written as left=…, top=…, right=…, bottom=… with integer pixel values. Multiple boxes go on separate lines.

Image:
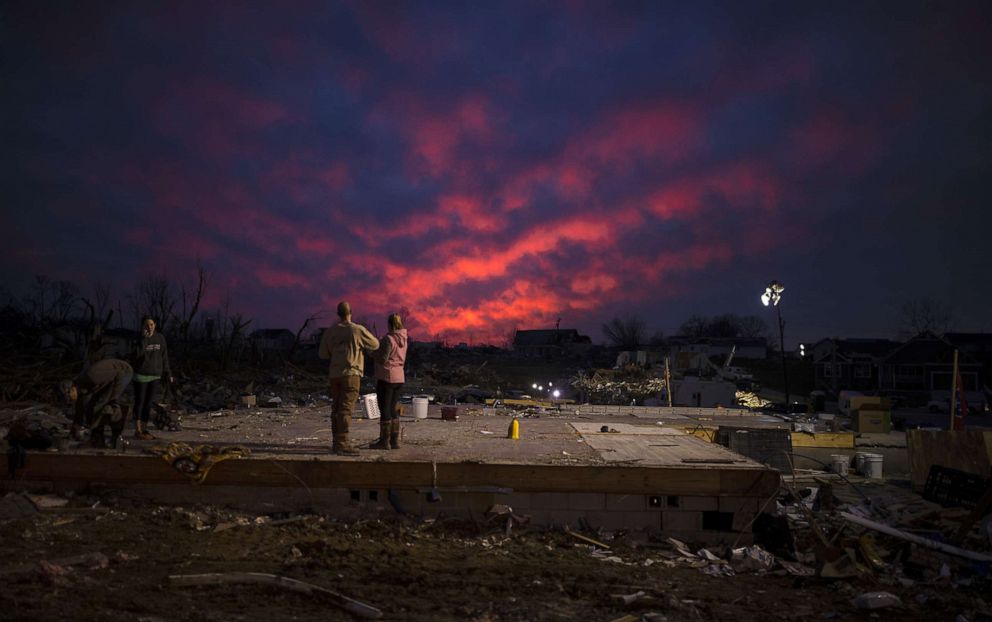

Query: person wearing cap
left=62, top=358, right=133, bottom=448
left=318, top=301, right=378, bottom=455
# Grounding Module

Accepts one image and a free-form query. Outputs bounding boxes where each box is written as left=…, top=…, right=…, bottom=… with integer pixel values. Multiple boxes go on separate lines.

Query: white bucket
left=863, top=453, right=884, bottom=479
left=411, top=397, right=429, bottom=419
left=830, top=454, right=850, bottom=477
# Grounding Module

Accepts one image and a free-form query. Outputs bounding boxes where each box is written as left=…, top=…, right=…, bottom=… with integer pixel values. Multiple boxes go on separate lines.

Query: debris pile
left=570, top=369, right=666, bottom=405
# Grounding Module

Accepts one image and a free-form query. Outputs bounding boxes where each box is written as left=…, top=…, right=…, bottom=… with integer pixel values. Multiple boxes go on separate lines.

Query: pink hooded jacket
left=375, top=328, right=408, bottom=384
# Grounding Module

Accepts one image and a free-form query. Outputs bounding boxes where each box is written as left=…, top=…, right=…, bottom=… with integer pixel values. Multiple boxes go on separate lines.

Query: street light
left=761, top=280, right=790, bottom=411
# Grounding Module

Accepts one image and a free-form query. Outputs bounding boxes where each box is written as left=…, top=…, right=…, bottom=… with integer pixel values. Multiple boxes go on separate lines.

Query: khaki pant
left=329, top=375, right=361, bottom=444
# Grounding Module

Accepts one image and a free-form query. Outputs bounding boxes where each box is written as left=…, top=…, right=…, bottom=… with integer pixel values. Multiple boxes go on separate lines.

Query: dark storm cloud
left=2, top=0, right=990, bottom=343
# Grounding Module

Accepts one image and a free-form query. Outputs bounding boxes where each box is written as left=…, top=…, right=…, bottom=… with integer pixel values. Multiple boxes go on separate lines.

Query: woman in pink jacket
left=371, top=313, right=408, bottom=449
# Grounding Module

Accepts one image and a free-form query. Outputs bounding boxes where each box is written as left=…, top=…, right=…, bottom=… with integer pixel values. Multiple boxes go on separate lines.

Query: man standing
left=319, top=301, right=379, bottom=455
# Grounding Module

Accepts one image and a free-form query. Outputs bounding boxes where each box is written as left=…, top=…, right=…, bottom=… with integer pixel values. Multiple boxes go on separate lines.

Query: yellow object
left=508, top=417, right=520, bottom=440
left=150, top=442, right=250, bottom=484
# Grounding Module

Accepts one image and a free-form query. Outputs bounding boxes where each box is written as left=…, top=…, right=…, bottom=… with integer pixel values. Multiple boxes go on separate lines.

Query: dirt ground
left=1, top=492, right=990, bottom=622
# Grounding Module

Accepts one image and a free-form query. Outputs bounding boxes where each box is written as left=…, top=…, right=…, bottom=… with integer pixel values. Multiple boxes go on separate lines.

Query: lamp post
left=761, top=280, right=790, bottom=410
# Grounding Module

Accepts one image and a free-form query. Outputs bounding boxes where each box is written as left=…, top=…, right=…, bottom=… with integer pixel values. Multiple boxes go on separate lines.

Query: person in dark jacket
left=62, top=358, right=133, bottom=448
left=132, top=316, right=173, bottom=440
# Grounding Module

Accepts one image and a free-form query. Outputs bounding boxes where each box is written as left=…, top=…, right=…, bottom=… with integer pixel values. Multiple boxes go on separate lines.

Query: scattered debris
left=168, top=572, right=382, bottom=619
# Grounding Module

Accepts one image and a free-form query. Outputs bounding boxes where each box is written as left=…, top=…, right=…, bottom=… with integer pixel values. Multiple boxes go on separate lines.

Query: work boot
left=332, top=411, right=359, bottom=455
left=389, top=419, right=401, bottom=449
left=134, top=421, right=155, bottom=441
left=89, top=428, right=107, bottom=449
left=333, top=435, right=360, bottom=456
left=369, top=420, right=390, bottom=449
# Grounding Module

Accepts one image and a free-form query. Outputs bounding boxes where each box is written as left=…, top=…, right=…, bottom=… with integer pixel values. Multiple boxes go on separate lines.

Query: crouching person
left=62, top=358, right=133, bottom=448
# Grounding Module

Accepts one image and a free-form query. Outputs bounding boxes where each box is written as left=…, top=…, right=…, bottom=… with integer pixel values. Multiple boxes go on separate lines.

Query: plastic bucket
left=863, top=453, right=884, bottom=479
left=854, top=452, right=868, bottom=474
left=830, top=454, right=849, bottom=476
left=411, top=397, right=429, bottom=419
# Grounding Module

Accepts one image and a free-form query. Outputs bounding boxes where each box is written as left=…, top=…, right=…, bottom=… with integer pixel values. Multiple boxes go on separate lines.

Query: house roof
left=883, top=331, right=980, bottom=366
left=830, top=338, right=900, bottom=358
left=945, top=332, right=992, bottom=354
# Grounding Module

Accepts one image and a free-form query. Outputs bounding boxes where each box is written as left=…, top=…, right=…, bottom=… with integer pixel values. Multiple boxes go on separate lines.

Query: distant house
left=666, top=337, right=768, bottom=361
left=249, top=328, right=295, bottom=353
left=513, top=329, right=592, bottom=358
left=945, top=332, right=992, bottom=386
left=878, top=332, right=983, bottom=400
left=811, top=338, right=900, bottom=393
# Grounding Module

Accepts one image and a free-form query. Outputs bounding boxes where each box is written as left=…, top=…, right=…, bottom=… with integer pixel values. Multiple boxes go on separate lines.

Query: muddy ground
left=1, top=493, right=989, bottom=622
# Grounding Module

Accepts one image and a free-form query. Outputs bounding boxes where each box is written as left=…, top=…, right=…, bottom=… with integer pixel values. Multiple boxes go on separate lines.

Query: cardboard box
left=850, top=396, right=891, bottom=411
left=853, top=410, right=891, bottom=433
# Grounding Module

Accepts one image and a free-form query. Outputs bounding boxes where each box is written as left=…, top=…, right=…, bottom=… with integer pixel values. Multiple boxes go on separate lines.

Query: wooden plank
left=0, top=452, right=779, bottom=496
left=906, top=430, right=992, bottom=491
left=790, top=432, right=856, bottom=449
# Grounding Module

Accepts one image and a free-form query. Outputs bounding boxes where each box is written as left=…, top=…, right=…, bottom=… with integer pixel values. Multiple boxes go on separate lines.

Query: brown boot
left=89, top=427, right=107, bottom=449
left=389, top=419, right=401, bottom=449
left=330, top=411, right=341, bottom=451
left=334, top=435, right=360, bottom=456
left=134, top=421, right=155, bottom=441
left=333, top=414, right=359, bottom=456
left=369, top=420, right=390, bottom=449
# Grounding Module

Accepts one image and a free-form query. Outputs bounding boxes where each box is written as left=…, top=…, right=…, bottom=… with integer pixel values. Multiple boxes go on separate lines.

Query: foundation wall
left=5, top=479, right=762, bottom=544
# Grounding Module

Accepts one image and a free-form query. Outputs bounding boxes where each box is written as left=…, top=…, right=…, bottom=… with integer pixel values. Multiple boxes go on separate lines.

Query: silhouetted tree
left=602, top=315, right=646, bottom=349
left=678, top=313, right=769, bottom=339
left=899, top=297, right=953, bottom=338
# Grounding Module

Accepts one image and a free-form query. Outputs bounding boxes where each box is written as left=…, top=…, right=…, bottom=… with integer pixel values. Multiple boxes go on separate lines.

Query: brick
left=623, top=512, right=663, bottom=531
left=531, top=492, right=569, bottom=510
left=524, top=510, right=550, bottom=526
left=387, top=490, right=423, bottom=515
left=606, top=494, right=646, bottom=512
left=546, top=510, right=589, bottom=528
left=585, top=511, right=625, bottom=531
left=454, top=492, right=498, bottom=516
left=718, top=496, right=760, bottom=513
left=661, top=511, right=702, bottom=532
left=503, top=492, right=533, bottom=511
left=733, top=510, right=758, bottom=532
left=680, top=496, right=719, bottom=511
left=567, top=493, right=606, bottom=511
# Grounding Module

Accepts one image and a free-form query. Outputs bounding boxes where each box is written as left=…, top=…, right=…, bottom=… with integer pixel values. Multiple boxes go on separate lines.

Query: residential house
left=878, top=332, right=983, bottom=401
left=811, top=338, right=900, bottom=393
left=512, top=329, right=592, bottom=358
left=945, top=332, right=992, bottom=387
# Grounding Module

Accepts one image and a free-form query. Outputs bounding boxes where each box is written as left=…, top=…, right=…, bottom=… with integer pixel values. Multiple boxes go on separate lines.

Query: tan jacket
left=319, top=321, right=379, bottom=378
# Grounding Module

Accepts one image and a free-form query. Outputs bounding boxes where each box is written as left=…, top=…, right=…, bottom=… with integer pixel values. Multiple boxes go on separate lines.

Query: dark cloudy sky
left=2, top=1, right=990, bottom=345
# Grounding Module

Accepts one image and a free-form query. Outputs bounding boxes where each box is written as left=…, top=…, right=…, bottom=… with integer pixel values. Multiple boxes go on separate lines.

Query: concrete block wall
left=31, top=481, right=764, bottom=544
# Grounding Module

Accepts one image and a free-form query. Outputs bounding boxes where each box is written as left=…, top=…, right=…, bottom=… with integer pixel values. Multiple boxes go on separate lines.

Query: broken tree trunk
left=168, top=572, right=382, bottom=619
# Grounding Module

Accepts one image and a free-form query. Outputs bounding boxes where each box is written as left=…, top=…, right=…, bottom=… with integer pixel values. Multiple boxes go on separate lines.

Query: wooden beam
left=1, top=452, right=780, bottom=497
left=790, top=432, right=856, bottom=449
